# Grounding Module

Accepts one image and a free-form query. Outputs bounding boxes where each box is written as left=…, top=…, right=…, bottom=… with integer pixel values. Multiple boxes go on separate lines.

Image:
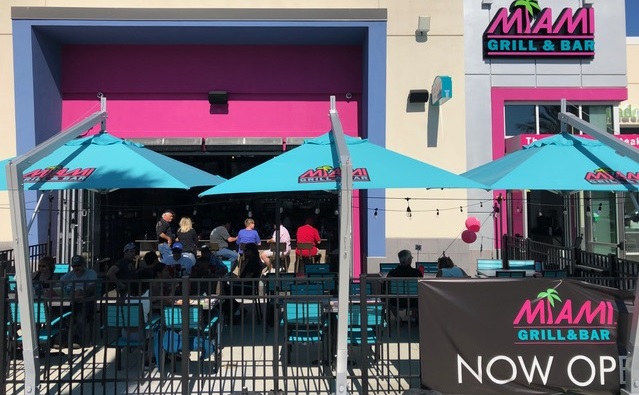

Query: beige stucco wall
left=0, top=1, right=473, bottom=270
left=621, top=39, right=639, bottom=127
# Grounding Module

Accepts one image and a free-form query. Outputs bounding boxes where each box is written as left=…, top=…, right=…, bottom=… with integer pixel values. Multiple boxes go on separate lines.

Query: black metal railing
left=503, top=235, right=639, bottom=291
left=0, top=243, right=49, bottom=275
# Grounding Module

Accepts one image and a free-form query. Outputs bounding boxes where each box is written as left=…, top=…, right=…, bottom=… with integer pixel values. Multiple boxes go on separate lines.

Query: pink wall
left=490, top=87, right=628, bottom=244
left=61, top=45, right=363, bottom=138
left=60, top=44, right=364, bottom=271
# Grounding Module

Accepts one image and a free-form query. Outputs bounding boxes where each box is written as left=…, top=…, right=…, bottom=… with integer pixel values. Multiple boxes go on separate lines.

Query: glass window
left=505, top=105, right=535, bottom=137
left=582, top=105, right=614, bottom=134
left=538, top=105, right=561, bottom=134
left=504, top=103, right=612, bottom=137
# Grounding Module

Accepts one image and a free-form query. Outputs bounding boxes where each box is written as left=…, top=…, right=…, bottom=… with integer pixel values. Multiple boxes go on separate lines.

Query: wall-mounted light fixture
left=417, top=16, right=431, bottom=36
left=409, top=90, right=430, bottom=103
left=208, top=91, right=228, bottom=105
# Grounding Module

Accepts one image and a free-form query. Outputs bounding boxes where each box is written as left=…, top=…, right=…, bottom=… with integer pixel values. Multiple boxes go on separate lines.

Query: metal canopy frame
left=329, top=95, right=353, bottom=395
left=5, top=97, right=107, bottom=394
left=559, top=98, right=639, bottom=395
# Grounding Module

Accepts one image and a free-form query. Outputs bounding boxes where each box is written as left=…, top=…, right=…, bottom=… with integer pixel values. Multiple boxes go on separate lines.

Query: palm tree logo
left=316, top=165, right=334, bottom=172
left=537, top=288, right=562, bottom=317
left=510, top=0, right=541, bottom=20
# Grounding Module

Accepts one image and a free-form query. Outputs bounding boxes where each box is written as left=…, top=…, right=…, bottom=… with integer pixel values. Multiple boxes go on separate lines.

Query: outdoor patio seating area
left=1, top=270, right=423, bottom=395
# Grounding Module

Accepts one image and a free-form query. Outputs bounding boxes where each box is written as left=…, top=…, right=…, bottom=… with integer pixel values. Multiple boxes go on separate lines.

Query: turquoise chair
left=283, top=301, right=325, bottom=365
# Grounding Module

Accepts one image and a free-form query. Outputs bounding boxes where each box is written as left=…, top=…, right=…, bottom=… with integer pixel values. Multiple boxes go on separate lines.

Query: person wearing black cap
left=156, top=209, right=176, bottom=262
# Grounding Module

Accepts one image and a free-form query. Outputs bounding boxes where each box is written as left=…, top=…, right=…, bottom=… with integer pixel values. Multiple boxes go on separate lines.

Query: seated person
left=295, top=217, right=322, bottom=265
left=163, top=242, right=194, bottom=276
left=33, top=255, right=59, bottom=295
left=121, top=272, right=151, bottom=342
left=239, top=243, right=265, bottom=279
left=149, top=263, right=175, bottom=313
left=60, top=255, right=98, bottom=347
left=387, top=250, right=422, bottom=278
left=386, top=249, right=421, bottom=322
left=436, top=256, right=468, bottom=277
left=225, top=243, right=265, bottom=317
left=260, top=224, right=291, bottom=272
left=200, top=244, right=229, bottom=278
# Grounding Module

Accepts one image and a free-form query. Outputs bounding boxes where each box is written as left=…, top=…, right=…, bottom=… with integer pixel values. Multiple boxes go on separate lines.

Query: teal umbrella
left=2, top=131, right=225, bottom=191
left=461, top=133, right=639, bottom=192
left=199, top=133, right=485, bottom=196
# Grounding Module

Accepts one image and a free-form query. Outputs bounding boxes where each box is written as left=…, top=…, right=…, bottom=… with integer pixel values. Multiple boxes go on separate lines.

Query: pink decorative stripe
left=486, top=35, right=594, bottom=39
left=487, top=52, right=594, bottom=56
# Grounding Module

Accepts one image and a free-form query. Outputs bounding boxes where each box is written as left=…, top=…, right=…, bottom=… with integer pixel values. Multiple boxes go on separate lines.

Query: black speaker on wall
left=208, top=91, right=228, bottom=105
left=409, top=90, right=429, bottom=103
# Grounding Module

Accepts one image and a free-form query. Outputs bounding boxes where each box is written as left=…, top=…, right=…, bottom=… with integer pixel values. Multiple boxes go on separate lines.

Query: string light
left=538, top=209, right=543, bottom=217
left=334, top=209, right=339, bottom=216
left=459, top=206, right=463, bottom=213
left=598, top=203, right=603, bottom=212
left=480, top=201, right=483, bottom=208
left=563, top=206, right=567, bottom=214
left=315, top=207, right=320, bottom=215
left=374, top=208, right=378, bottom=218
left=436, top=209, right=439, bottom=216
left=405, top=198, right=412, bottom=218
left=516, top=203, right=521, bottom=213
left=279, top=207, right=284, bottom=213
left=245, top=204, right=250, bottom=211
left=192, top=208, right=198, bottom=216
left=248, top=210, right=253, bottom=217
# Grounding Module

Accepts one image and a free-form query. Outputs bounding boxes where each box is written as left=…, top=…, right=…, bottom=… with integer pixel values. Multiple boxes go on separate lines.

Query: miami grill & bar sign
left=483, top=0, right=595, bottom=58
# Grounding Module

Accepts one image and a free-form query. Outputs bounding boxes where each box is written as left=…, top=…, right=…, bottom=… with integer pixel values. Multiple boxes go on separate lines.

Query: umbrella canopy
left=461, top=133, right=639, bottom=192
left=3, top=131, right=225, bottom=191
left=200, top=132, right=485, bottom=196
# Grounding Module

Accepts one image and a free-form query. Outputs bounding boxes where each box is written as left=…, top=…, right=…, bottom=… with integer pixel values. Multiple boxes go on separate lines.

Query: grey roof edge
left=12, top=7, right=387, bottom=21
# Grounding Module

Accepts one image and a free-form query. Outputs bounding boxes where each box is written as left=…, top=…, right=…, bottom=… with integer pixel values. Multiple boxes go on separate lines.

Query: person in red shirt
left=295, top=217, right=321, bottom=261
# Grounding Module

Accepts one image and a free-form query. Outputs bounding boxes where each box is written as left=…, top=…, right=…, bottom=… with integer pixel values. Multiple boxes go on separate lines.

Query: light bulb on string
left=315, top=207, right=320, bottom=215
left=248, top=210, right=253, bottom=218
left=118, top=210, right=123, bottom=216
left=563, top=206, right=567, bottom=214
left=405, top=198, right=412, bottom=218
left=538, top=209, right=543, bottom=217
left=480, top=201, right=483, bottom=208
left=516, top=203, right=521, bottom=213
left=245, top=204, right=250, bottom=211
left=193, top=208, right=198, bottom=216
left=334, top=209, right=339, bottom=216
left=436, top=209, right=439, bottom=216
left=279, top=207, right=284, bottom=214
left=598, top=203, right=603, bottom=212
left=152, top=212, right=157, bottom=217
left=460, top=206, right=463, bottom=213
left=374, top=208, right=378, bottom=219
left=586, top=205, right=591, bottom=216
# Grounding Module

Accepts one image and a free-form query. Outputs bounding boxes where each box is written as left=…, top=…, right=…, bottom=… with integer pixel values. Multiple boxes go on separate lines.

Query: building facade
left=0, top=0, right=632, bottom=273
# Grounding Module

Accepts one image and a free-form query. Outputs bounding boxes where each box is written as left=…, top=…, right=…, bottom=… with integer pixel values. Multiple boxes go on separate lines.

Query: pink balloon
left=461, top=229, right=477, bottom=244
left=465, top=216, right=481, bottom=232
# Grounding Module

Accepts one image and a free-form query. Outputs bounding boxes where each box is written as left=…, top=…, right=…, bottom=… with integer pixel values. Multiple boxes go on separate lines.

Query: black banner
left=419, top=279, right=627, bottom=394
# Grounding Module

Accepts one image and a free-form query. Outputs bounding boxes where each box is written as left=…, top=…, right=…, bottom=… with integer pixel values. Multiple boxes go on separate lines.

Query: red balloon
left=461, top=229, right=477, bottom=244
left=465, top=216, right=481, bottom=232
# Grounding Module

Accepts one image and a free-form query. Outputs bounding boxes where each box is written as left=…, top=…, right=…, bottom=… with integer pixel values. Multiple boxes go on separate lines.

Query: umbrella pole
left=6, top=107, right=107, bottom=395
left=329, top=96, right=353, bottom=395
